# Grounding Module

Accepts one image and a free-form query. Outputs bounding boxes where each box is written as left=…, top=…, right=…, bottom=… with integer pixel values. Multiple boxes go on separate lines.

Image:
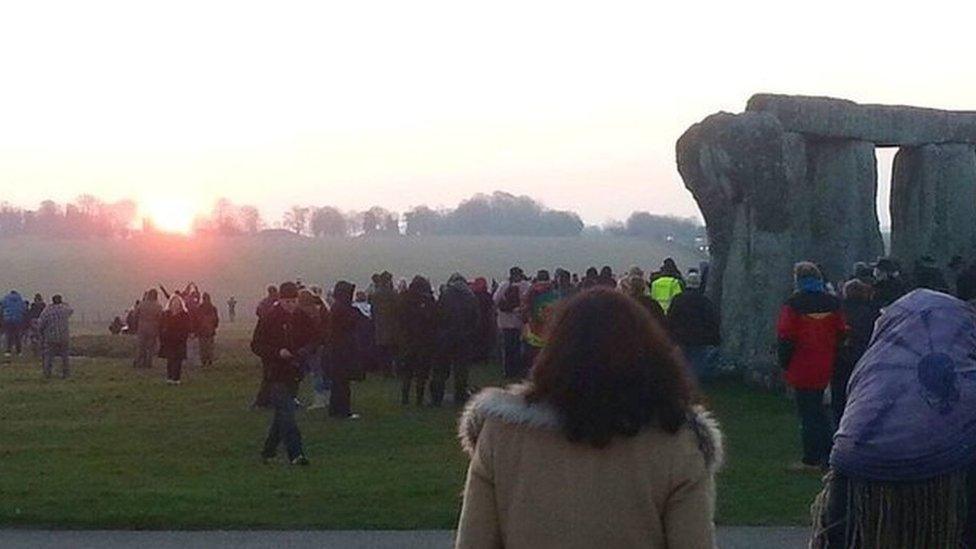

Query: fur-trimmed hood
left=458, top=382, right=724, bottom=474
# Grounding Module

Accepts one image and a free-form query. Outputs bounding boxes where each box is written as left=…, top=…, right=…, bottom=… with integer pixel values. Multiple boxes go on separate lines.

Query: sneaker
left=290, top=455, right=310, bottom=466
left=346, top=413, right=361, bottom=420
left=787, top=462, right=824, bottom=474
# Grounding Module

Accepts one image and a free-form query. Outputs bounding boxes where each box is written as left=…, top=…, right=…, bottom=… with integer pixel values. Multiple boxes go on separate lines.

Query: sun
left=144, top=198, right=197, bottom=234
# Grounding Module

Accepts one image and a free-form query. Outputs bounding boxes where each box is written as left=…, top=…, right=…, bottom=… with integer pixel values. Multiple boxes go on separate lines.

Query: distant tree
left=283, top=206, right=311, bottom=235
left=311, top=206, right=348, bottom=237
left=403, top=205, right=440, bottom=236
left=614, top=211, right=703, bottom=243
left=239, top=205, right=263, bottom=234
left=0, top=202, right=25, bottom=236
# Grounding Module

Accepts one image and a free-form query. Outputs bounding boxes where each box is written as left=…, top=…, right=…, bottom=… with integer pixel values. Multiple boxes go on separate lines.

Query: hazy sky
left=2, top=0, right=974, bottom=228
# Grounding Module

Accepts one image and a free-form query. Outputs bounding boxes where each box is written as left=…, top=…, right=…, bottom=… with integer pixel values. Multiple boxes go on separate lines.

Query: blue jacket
left=1, top=292, right=27, bottom=325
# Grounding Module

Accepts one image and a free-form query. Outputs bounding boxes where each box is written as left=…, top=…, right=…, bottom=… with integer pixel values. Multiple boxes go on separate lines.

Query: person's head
left=535, top=269, right=550, bottom=283
left=526, top=288, right=693, bottom=447
left=509, top=266, right=525, bottom=283
left=267, top=285, right=278, bottom=297
left=146, top=288, right=158, bottom=302
left=371, top=273, right=381, bottom=285
left=333, top=281, right=355, bottom=305
left=619, top=274, right=647, bottom=301
left=354, top=290, right=368, bottom=303
left=585, top=267, right=598, bottom=279
left=685, top=271, right=702, bottom=290
left=202, top=292, right=211, bottom=305
left=34, top=293, right=43, bottom=302
left=51, top=294, right=62, bottom=305
left=600, top=266, right=613, bottom=279
left=794, top=261, right=823, bottom=283
left=626, top=265, right=644, bottom=279
left=842, top=279, right=874, bottom=302
left=662, top=257, right=680, bottom=275
left=409, top=275, right=432, bottom=295
left=310, top=285, right=323, bottom=297
left=472, top=277, right=488, bottom=294
left=167, top=295, right=186, bottom=314
left=298, top=288, right=316, bottom=308
left=448, top=272, right=468, bottom=287
left=874, top=258, right=899, bottom=281
left=278, top=281, right=299, bottom=313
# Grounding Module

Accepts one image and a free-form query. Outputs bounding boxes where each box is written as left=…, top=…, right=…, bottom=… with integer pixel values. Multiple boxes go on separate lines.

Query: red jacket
left=777, top=292, right=846, bottom=390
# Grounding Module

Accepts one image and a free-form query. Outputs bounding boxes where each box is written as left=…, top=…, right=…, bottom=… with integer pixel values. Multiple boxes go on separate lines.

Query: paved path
left=0, top=527, right=810, bottom=548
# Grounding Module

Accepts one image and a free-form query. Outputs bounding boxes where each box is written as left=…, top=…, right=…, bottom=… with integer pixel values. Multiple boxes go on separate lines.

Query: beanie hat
left=279, top=282, right=299, bottom=299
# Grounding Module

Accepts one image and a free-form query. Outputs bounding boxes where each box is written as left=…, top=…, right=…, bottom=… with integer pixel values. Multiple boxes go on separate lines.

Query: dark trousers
left=5, top=325, right=23, bottom=355
left=253, top=362, right=273, bottom=408
left=431, top=357, right=470, bottom=407
left=399, top=351, right=431, bottom=405
left=43, top=340, right=70, bottom=378
left=263, top=382, right=304, bottom=460
left=329, top=372, right=352, bottom=417
left=796, top=389, right=832, bottom=466
left=376, top=344, right=395, bottom=377
left=501, top=329, right=524, bottom=378
left=166, top=357, right=184, bottom=381
left=522, top=342, right=541, bottom=376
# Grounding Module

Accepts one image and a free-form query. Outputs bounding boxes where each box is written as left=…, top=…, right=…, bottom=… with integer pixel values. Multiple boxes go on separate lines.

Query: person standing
left=650, top=258, right=684, bottom=313
left=2, top=290, right=28, bottom=360
left=28, top=294, right=46, bottom=357
left=326, top=281, right=364, bottom=419
left=395, top=276, right=438, bottom=406
left=134, top=289, right=163, bottom=368
left=455, top=289, right=722, bottom=549
left=369, top=272, right=398, bottom=378
left=830, top=279, right=880, bottom=425
left=470, top=277, right=496, bottom=362
left=667, top=271, right=721, bottom=383
left=36, top=294, right=73, bottom=379
left=227, top=296, right=237, bottom=323
left=520, top=270, right=559, bottom=374
left=256, top=285, right=278, bottom=319
left=777, top=262, right=847, bottom=473
left=298, top=288, right=329, bottom=410
left=195, top=293, right=220, bottom=366
left=158, top=295, right=193, bottom=384
left=250, top=282, right=316, bottom=465
left=493, top=267, right=529, bottom=379
left=432, top=273, right=480, bottom=407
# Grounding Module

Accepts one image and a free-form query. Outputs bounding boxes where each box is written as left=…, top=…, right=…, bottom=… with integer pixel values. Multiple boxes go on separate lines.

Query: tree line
left=0, top=191, right=703, bottom=245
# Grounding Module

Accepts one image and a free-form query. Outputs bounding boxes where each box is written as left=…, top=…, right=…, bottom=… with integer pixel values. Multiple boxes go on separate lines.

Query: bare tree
left=283, top=206, right=311, bottom=235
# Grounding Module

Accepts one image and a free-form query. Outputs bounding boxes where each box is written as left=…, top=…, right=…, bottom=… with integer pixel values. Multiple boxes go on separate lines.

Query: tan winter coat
left=455, top=383, right=723, bottom=549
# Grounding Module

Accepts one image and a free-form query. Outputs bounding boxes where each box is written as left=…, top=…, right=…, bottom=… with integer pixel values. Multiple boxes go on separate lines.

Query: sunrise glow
left=144, top=198, right=198, bottom=235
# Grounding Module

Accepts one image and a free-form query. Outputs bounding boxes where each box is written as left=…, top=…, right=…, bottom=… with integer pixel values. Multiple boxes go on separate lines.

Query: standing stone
left=891, top=144, right=976, bottom=268
left=804, top=140, right=885, bottom=280
left=677, top=112, right=798, bottom=381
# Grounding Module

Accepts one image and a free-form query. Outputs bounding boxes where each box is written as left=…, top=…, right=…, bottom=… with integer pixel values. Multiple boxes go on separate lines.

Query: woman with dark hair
left=456, top=288, right=722, bottom=549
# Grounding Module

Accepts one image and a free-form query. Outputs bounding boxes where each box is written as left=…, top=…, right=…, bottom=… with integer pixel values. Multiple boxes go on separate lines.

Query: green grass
left=0, top=334, right=822, bottom=529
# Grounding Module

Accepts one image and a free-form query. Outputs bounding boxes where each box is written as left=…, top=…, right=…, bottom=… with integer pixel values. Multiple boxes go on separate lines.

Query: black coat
left=667, top=289, right=720, bottom=346
left=397, top=286, right=438, bottom=357
left=250, top=304, right=317, bottom=384
left=437, top=283, right=480, bottom=347
left=832, top=298, right=880, bottom=388
left=327, top=299, right=366, bottom=379
left=158, top=311, right=192, bottom=360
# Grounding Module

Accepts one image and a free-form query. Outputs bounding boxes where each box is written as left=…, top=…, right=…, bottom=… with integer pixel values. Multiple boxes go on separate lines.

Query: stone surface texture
left=891, top=143, right=976, bottom=266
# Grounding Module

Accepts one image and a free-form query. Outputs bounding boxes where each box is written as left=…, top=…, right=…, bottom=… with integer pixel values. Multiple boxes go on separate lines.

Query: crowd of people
left=4, top=250, right=976, bottom=546
left=240, top=258, right=720, bottom=466
left=0, top=290, right=75, bottom=378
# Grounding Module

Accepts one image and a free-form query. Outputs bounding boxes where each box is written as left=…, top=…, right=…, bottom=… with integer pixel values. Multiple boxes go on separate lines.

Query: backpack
left=498, top=284, right=521, bottom=313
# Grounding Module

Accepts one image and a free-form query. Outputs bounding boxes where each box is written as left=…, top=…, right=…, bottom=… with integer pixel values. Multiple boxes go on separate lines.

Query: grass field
left=0, top=234, right=704, bottom=326
left=0, top=329, right=823, bottom=529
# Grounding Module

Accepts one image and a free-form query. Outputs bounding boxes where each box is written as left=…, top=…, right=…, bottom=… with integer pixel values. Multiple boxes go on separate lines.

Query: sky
left=2, top=0, right=975, bottom=229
